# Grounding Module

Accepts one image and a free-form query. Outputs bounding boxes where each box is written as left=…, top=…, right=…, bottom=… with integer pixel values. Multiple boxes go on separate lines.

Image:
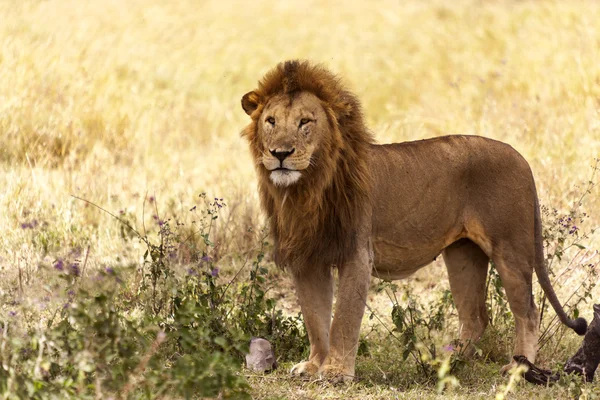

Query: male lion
left=240, top=60, right=587, bottom=381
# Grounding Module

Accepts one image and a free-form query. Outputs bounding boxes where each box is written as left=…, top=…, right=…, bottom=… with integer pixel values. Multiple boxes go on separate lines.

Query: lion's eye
left=266, top=117, right=275, bottom=126
left=299, top=118, right=311, bottom=128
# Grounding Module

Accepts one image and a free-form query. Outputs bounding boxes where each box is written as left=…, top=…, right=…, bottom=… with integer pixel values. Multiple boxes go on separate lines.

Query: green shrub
left=0, top=194, right=307, bottom=399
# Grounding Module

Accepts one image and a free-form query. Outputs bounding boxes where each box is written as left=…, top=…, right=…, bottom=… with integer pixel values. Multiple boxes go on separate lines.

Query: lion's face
left=243, top=91, right=329, bottom=187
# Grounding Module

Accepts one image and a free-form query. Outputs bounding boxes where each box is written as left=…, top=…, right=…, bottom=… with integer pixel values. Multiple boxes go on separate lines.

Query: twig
left=80, top=245, right=91, bottom=280
left=71, top=195, right=143, bottom=241
left=119, top=331, right=166, bottom=399
left=18, top=264, right=24, bottom=296
left=142, top=190, right=148, bottom=239
left=25, top=152, right=37, bottom=186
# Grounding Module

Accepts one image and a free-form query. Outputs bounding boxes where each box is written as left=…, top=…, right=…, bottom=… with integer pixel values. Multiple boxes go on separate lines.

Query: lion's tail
left=533, top=186, right=587, bottom=336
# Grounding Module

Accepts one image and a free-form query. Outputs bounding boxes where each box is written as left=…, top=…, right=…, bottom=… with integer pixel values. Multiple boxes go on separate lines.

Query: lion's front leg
left=290, top=267, right=333, bottom=377
left=321, top=246, right=371, bottom=382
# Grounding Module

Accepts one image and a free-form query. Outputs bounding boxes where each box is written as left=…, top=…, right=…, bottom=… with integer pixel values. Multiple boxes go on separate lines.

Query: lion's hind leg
left=443, top=239, right=490, bottom=357
left=490, top=245, right=540, bottom=374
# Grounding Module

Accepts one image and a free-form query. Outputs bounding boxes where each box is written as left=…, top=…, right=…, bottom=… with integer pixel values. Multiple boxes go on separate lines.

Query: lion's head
left=242, top=91, right=329, bottom=187
left=241, top=60, right=374, bottom=271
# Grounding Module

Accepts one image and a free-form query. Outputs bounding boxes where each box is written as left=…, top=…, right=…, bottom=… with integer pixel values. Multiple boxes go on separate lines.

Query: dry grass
left=1, top=0, right=599, bottom=398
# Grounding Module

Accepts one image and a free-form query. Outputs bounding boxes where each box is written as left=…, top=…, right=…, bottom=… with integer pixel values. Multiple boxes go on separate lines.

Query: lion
left=240, top=60, right=587, bottom=381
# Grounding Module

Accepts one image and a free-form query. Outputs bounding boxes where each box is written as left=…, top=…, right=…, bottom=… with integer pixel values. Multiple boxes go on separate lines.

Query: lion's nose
left=270, top=148, right=295, bottom=162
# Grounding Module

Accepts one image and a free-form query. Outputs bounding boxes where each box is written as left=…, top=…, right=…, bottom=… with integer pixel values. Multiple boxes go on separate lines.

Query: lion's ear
left=334, top=93, right=357, bottom=120
left=241, top=91, right=260, bottom=116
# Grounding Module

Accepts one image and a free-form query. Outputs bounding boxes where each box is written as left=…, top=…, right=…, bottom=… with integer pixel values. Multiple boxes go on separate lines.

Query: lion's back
left=369, top=135, right=533, bottom=193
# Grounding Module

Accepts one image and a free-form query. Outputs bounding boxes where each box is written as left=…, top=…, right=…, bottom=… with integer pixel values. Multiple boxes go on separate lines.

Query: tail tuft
left=572, top=317, right=588, bottom=336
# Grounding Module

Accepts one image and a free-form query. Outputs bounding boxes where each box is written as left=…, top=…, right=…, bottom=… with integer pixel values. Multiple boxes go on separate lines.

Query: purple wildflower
left=213, top=198, right=225, bottom=209
left=20, top=220, right=38, bottom=229
left=443, top=344, right=455, bottom=352
left=8, top=311, right=16, bottom=317
left=105, top=267, right=114, bottom=274
left=54, top=259, right=65, bottom=271
left=187, top=268, right=198, bottom=276
left=211, top=268, right=219, bottom=277
left=70, top=263, right=80, bottom=277
left=201, top=255, right=212, bottom=263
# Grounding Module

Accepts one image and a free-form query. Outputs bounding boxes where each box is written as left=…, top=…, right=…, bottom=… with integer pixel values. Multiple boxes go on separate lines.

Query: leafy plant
left=371, top=281, right=461, bottom=383
left=0, top=194, right=308, bottom=399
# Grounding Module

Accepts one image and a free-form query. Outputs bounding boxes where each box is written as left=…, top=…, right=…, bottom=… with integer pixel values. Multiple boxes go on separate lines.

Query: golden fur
left=241, top=60, right=587, bottom=381
left=242, top=60, right=374, bottom=272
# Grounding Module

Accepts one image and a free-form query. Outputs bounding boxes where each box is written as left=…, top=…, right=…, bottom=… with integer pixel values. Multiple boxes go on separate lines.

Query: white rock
left=245, top=337, right=277, bottom=372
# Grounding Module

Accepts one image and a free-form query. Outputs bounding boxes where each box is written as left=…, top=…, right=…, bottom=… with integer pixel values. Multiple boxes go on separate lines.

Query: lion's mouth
left=270, top=169, right=301, bottom=187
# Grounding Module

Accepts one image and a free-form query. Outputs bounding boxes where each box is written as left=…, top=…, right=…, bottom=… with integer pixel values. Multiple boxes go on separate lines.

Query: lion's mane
left=242, top=60, right=374, bottom=272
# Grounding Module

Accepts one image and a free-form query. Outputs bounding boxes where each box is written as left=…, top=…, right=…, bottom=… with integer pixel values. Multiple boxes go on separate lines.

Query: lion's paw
left=290, top=360, right=320, bottom=377
left=320, top=364, right=354, bottom=383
